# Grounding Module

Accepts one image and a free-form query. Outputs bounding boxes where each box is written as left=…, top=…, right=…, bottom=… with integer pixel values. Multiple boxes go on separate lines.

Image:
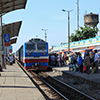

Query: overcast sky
left=3, top=0, right=100, bottom=52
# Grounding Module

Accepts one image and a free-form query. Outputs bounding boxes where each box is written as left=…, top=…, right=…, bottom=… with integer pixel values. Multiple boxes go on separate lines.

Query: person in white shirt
left=9, top=55, right=13, bottom=65
left=94, top=50, right=99, bottom=73
left=4, top=55, right=6, bottom=65
left=51, top=54, right=55, bottom=66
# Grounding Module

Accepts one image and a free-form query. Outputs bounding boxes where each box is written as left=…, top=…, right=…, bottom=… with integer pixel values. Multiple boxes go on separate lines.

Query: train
left=15, top=38, right=49, bottom=71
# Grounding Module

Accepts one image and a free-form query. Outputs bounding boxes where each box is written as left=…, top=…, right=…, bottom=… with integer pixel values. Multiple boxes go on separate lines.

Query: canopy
left=10, top=38, right=17, bottom=44
left=0, top=0, right=27, bottom=15
left=3, top=21, right=22, bottom=38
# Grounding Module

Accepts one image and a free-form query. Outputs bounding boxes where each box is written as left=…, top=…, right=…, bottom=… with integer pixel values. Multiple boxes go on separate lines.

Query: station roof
left=3, top=21, right=22, bottom=38
left=0, top=0, right=27, bottom=15
left=10, top=38, right=17, bottom=44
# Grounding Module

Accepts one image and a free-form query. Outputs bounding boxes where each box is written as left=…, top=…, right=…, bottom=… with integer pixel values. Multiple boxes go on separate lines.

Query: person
left=9, top=55, right=13, bottom=65
left=78, top=53, right=83, bottom=73
left=60, top=54, right=63, bottom=66
left=84, top=52, right=91, bottom=74
left=89, top=51, right=94, bottom=69
left=67, top=53, right=70, bottom=65
left=51, top=54, right=55, bottom=66
left=0, top=64, right=2, bottom=71
left=57, top=54, right=60, bottom=66
left=64, top=53, right=67, bottom=65
left=70, top=53, right=76, bottom=71
left=7, top=56, right=10, bottom=65
left=71, top=53, right=75, bottom=65
left=74, top=52, right=79, bottom=71
left=55, top=54, right=57, bottom=66
left=4, top=55, right=6, bottom=65
left=84, top=50, right=87, bottom=61
left=49, top=54, right=51, bottom=65
left=94, top=50, right=99, bottom=73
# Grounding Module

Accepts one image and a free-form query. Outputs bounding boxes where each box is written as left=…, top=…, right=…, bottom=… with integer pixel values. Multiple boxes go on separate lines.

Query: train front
left=23, top=38, right=49, bottom=71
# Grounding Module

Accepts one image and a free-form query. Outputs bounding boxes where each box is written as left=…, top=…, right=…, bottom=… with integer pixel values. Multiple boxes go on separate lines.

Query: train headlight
left=27, top=53, right=31, bottom=55
left=42, top=52, right=45, bottom=55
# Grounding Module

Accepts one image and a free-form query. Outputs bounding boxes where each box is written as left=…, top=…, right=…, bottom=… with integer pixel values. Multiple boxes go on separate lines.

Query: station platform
left=49, top=65, right=100, bottom=84
left=0, top=62, right=45, bottom=100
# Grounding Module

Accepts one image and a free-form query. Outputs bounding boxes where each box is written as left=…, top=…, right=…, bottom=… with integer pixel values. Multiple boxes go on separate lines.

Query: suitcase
left=10, top=62, right=12, bottom=65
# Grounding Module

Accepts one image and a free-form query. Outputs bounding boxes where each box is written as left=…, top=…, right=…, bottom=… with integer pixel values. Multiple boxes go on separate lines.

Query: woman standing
left=84, top=52, right=91, bottom=74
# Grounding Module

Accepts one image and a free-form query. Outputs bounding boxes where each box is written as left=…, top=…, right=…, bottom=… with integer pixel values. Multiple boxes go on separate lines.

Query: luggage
left=10, top=62, right=12, bottom=65
left=0, top=65, right=2, bottom=71
left=92, top=67, right=96, bottom=74
left=13, top=59, right=15, bottom=63
left=83, top=66, right=86, bottom=72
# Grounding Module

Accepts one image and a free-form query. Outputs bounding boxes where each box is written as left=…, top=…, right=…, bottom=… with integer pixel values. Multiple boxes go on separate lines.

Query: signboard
left=9, top=46, right=12, bottom=53
left=4, top=34, right=10, bottom=46
left=52, top=36, right=100, bottom=51
left=0, top=50, right=4, bottom=55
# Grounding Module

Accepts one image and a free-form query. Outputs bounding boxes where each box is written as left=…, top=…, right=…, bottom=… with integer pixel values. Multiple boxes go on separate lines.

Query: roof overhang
left=3, top=21, right=22, bottom=38
left=0, top=0, right=27, bottom=15
left=10, top=37, right=17, bottom=44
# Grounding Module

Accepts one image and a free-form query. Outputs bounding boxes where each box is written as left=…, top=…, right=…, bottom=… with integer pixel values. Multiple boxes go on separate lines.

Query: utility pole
left=62, top=9, right=73, bottom=53
left=0, top=15, right=5, bottom=69
left=42, top=29, right=48, bottom=42
left=76, top=0, right=79, bottom=30
left=0, top=0, right=27, bottom=69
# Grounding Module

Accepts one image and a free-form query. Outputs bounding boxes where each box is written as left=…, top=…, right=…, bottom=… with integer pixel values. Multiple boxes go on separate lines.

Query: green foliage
left=70, top=25, right=99, bottom=42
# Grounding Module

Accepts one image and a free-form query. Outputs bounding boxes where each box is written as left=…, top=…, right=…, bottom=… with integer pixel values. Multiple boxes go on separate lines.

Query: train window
left=37, top=43, right=46, bottom=50
left=26, top=44, right=35, bottom=50
left=34, top=39, right=40, bottom=42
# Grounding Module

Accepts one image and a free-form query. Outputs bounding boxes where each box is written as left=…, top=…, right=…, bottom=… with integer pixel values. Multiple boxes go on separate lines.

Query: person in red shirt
left=64, top=53, right=67, bottom=65
left=55, top=54, right=57, bottom=66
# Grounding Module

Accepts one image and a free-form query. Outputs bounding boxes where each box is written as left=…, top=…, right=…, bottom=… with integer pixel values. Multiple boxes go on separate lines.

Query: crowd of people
left=0, top=54, right=15, bottom=71
left=49, top=49, right=100, bottom=74
left=4, top=54, right=15, bottom=65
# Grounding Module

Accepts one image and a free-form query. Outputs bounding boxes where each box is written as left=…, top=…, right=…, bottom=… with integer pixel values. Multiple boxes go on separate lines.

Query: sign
left=9, top=46, right=12, bottom=53
left=0, top=50, right=4, bottom=55
left=4, top=34, right=10, bottom=46
left=52, top=36, right=100, bottom=51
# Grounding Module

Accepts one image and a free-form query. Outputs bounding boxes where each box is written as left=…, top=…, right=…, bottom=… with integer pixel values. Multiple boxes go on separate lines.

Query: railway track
left=16, top=60, right=96, bottom=100
left=38, top=72, right=96, bottom=100
left=16, top=60, right=65, bottom=100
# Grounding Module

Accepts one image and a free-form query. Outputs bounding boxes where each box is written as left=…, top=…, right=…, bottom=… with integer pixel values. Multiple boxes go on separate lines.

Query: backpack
left=66, top=56, right=68, bottom=60
left=90, top=58, right=94, bottom=62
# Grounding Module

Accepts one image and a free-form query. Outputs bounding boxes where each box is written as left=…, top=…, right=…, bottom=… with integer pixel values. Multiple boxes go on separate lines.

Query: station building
left=51, top=36, right=100, bottom=54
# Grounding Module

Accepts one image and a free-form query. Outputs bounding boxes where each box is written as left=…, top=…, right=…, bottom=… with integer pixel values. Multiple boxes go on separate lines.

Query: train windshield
left=37, top=43, right=46, bottom=50
left=26, top=44, right=35, bottom=50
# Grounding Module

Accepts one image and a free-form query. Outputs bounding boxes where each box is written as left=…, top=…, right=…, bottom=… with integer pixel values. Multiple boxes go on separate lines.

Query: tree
left=70, top=25, right=99, bottom=42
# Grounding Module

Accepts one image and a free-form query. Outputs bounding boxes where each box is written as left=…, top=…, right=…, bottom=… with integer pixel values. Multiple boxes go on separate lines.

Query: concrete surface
left=0, top=62, right=45, bottom=100
left=50, top=66, right=100, bottom=84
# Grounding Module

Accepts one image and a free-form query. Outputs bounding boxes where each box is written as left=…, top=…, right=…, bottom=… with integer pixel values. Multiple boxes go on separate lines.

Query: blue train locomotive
left=15, top=38, right=49, bottom=70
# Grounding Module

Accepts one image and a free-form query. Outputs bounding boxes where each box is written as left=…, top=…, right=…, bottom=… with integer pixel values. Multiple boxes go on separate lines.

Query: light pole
left=42, top=29, right=48, bottom=42
left=0, top=14, right=6, bottom=69
left=76, top=0, right=79, bottom=30
left=62, top=9, right=73, bottom=53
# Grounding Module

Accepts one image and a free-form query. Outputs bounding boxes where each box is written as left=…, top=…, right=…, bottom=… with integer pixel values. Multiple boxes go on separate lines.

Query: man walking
left=78, top=53, right=83, bottom=73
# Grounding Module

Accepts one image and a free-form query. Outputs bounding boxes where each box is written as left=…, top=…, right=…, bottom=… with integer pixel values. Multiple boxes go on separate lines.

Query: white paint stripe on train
left=23, top=56, right=49, bottom=59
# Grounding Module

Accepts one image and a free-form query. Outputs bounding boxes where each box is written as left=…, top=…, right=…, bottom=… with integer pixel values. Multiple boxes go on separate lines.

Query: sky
left=3, top=0, right=100, bottom=53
